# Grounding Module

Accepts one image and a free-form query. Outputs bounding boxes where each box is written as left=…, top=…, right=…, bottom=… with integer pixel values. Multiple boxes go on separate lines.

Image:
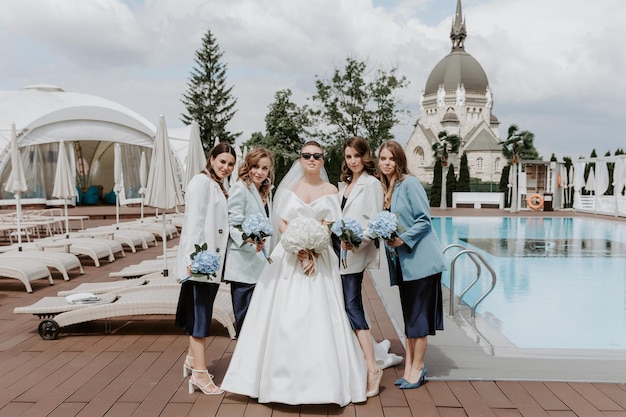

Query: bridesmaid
left=175, top=142, right=236, bottom=395
left=337, top=136, right=384, bottom=397
left=377, top=140, right=446, bottom=390
left=224, top=147, right=274, bottom=336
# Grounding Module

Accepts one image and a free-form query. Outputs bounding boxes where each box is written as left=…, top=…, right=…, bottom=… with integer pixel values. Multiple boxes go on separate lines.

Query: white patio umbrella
left=144, top=114, right=183, bottom=276
left=183, top=121, right=206, bottom=192
left=585, top=166, right=595, bottom=194
left=52, top=141, right=78, bottom=239
left=4, top=122, right=27, bottom=250
left=138, top=150, right=147, bottom=221
left=113, top=143, right=123, bottom=229
left=231, top=145, right=243, bottom=182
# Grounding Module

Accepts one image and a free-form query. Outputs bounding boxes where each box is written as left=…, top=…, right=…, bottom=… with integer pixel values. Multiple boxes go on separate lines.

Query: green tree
left=308, top=57, right=409, bottom=151
left=429, top=160, right=442, bottom=207
left=499, top=165, right=512, bottom=207
left=446, top=164, right=457, bottom=207
left=181, top=30, right=240, bottom=148
left=499, top=124, right=538, bottom=212
left=457, top=152, right=470, bottom=192
left=431, top=130, right=461, bottom=210
left=243, top=89, right=310, bottom=185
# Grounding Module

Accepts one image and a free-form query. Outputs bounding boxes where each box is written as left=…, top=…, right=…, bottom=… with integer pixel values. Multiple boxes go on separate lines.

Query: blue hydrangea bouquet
left=365, top=211, right=404, bottom=257
left=178, top=243, right=221, bottom=283
left=330, top=217, right=363, bottom=269
left=241, top=212, right=273, bottom=263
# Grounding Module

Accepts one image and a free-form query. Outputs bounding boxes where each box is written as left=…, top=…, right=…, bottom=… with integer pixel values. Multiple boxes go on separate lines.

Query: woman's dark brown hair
left=378, top=140, right=409, bottom=209
left=205, top=142, right=236, bottom=197
left=237, top=147, right=275, bottom=202
left=340, top=136, right=377, bottom=183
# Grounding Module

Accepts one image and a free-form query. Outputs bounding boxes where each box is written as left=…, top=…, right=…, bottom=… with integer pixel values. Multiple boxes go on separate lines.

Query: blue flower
left=242, top=213, right=272, bottom=240
left=330, top=217, right=363, bottom=246
left=241, top=213, right=273, bottom=263
left=366, top=211, right=402, bottom=245
left=190, top=250, right=220, bottom=276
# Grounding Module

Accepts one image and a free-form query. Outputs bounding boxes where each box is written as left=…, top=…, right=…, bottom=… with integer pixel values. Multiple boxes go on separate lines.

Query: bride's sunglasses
left=300, top=152, right=324, bottom=161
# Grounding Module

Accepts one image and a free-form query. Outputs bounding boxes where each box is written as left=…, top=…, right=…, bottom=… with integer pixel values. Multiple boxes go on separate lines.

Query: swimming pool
left=432, top=216, right=626, bottom=350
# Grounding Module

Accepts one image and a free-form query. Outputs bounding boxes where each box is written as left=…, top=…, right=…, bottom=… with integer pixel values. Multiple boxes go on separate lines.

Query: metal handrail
left=443, top=244, right=497, bottom=318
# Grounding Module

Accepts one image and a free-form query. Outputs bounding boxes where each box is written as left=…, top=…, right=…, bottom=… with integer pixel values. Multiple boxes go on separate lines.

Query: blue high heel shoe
left=399, top=366, right=428, bottom=390
left=394, top=377, right=408, bottom=386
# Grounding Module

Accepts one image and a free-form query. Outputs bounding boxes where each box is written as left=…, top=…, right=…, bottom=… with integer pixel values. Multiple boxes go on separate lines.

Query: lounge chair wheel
left=38, top=319, right=60, bottom=340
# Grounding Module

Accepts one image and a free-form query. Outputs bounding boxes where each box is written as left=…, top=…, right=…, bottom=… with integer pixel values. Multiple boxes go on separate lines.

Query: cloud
left=0, top=0, right=624, bottom=160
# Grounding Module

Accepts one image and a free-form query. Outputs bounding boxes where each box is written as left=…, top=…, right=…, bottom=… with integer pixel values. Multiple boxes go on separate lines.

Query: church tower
left=405, top=0, right=503, bottom=185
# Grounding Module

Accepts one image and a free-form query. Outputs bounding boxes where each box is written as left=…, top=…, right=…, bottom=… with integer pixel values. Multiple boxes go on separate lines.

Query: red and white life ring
left=527, top=194, right=544, bottom=210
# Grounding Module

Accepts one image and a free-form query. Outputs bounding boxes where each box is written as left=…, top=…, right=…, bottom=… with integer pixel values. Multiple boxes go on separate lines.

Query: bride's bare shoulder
left=320, top=182, right=338, bottom=195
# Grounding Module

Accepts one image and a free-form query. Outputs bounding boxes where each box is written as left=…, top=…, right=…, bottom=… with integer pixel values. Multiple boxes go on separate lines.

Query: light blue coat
left=338, top=172, right=383, bottom=274
left=386, top=175, right=447, bottom=285
left=224, top=181, right=271, bottom=285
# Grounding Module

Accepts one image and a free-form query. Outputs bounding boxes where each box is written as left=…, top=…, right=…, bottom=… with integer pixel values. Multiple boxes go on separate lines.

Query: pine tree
left=181, top=30, right=240, bottom=149
left=430, top=160, right=442, bottom=207
left=457, top=152, right=470, bottom=191
left=446, top=164, right=457, bottom=207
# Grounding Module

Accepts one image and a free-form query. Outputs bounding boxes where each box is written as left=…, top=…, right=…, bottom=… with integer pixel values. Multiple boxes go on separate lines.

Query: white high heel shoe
left=183, top=355, right=194, bottom=377
left=188, top=370, right=224, bottom=395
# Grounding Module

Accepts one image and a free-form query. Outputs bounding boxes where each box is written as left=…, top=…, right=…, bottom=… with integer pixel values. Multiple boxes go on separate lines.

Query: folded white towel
left=65, top=292, right=100, bottom=304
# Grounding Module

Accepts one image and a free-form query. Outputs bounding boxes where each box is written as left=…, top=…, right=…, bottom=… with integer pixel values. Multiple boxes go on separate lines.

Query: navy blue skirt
left=398, top=272, right=444, bottom=338
left=175, top=280, right=219, bottom=337
left=340, top=271, right=369, bottom=330
left=229, top=281, right=256, bottom=337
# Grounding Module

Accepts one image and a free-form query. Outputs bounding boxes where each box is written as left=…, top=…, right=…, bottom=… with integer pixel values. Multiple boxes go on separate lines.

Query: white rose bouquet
left=281, top=217, right=330, bottom=276
left=329, top=217, right=363, bottom=268
left=241, top=212, right=273, bottom=263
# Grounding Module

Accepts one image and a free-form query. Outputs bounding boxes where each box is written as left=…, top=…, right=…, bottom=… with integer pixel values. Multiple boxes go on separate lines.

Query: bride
left=221, top=141, right=367, bottom=406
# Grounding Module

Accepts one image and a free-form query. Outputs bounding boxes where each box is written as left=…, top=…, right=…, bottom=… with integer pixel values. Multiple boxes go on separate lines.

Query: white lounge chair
left=39, top=237, right=117, bottom=267
left=14, top=283, right=236, bottom=339
left=81, top=226, right=158, bottom=251
left=0, top=258, right=53, bottom=293
left=0, top=248, right=83, bottom=281
left=108, top=258, right=175, bottom=278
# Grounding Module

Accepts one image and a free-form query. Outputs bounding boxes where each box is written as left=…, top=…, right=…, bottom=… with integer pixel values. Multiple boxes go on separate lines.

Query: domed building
left=405, top=0, right=503, bottom=185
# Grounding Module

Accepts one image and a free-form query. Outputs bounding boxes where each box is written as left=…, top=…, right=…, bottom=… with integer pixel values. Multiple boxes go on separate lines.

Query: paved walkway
left=0, top=205, right=624, bottom=416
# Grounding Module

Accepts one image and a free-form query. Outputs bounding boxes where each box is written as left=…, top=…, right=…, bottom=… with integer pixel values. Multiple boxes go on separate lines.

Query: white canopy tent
left=0, top=85, right=187, bottom=207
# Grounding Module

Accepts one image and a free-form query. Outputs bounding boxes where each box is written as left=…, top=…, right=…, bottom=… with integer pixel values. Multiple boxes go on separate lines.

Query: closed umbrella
left=138, top=150, right=147, bottom=221
left=183, top=121, right=206, bottom=192
left=144, top=114, right=183, bottom=276
left=231, top=145, right=243, bottom=182
left=4, top=122, right=27, bottom=250
left=113, top=143, right=123, bottom=229
left=52, top=141, right=78, bottom=238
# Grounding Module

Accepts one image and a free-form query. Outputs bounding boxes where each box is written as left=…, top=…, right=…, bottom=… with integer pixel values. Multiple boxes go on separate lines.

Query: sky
left=0, top=0, right=624, bottom=161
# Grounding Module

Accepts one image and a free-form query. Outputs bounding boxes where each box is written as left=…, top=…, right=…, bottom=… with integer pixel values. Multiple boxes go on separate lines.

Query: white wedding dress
left=221, top=191, right=367, bottom=406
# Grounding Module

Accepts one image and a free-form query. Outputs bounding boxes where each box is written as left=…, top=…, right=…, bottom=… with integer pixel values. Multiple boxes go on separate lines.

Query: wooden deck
left=0, top=207, right=625, bottom=416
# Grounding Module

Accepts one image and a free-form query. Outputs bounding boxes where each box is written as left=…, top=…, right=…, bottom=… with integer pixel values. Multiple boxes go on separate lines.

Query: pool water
left=432, top=217, right=626, bottom=350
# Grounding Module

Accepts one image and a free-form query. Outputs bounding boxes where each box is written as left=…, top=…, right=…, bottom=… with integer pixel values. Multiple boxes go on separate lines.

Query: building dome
left=424, top=50, right=489, bottom=95
left=441, top=109, right=459, bottom=122
left=490, top=113, right=499, bottom=124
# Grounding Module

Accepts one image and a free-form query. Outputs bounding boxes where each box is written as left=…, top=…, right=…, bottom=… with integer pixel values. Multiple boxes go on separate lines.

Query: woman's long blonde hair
left=236, top=147, right=275, bottom=203
left=378, top=140, right=409, bottom=209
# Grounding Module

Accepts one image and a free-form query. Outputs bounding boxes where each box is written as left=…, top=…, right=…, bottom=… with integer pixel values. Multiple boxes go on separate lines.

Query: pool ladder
left=442, top=244, right=497, bottom=318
